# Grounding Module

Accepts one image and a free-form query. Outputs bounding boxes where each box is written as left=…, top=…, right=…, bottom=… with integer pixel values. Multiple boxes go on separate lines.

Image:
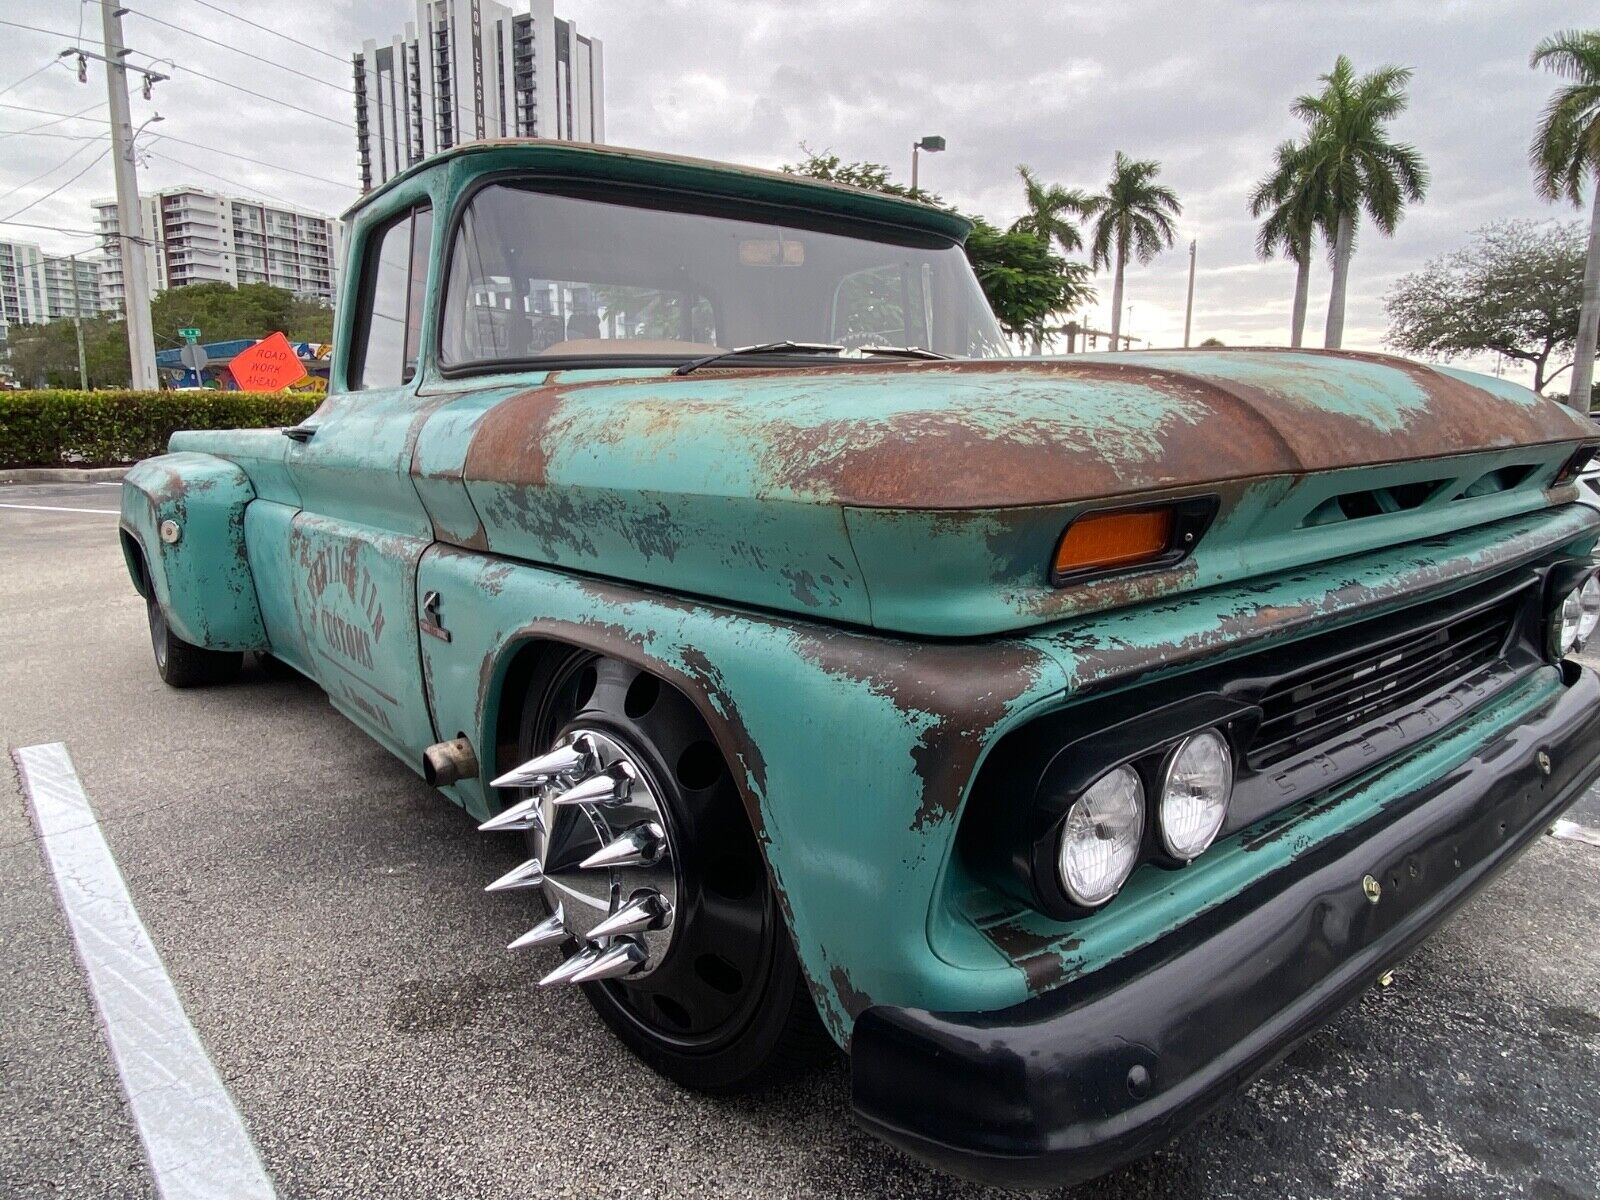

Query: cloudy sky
left=0, top=0, right=1587, bottom=386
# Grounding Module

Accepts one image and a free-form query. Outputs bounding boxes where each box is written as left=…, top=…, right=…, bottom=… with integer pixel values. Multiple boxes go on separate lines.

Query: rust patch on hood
left=459, top=352, right=1592, bottom=512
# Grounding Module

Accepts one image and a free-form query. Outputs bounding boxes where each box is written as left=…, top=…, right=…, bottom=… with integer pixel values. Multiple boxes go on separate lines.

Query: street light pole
left=68, top=253, right=88, bottom=389
left=96, top=2, right=159, bottom=389
left=911, top=135, right=945, bottom=194
left=1183, top=239, right=1196, bottom=349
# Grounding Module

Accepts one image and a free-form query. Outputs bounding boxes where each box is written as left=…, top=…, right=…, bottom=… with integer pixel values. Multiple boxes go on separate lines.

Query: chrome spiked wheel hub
left=482, top=727, right=677, bottom=983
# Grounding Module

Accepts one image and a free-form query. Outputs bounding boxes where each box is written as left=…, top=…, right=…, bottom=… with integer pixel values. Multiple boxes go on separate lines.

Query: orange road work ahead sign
left=228, top=332, right=308, bottom=392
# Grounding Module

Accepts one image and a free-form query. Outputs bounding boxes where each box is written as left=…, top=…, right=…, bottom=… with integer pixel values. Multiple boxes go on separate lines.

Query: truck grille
left=1248, top=593, right=1521, bottom=768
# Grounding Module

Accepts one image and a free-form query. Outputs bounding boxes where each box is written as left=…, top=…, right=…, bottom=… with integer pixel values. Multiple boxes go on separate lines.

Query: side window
left=352, top=205, right=431, bottom=390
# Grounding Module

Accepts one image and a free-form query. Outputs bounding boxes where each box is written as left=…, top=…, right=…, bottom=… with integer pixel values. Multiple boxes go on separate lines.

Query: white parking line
left=13, top=743, right=278, bottom=1200
left=0, top=502, right=119, bottom=514
left=1550, top=818, right=1600, bottom=849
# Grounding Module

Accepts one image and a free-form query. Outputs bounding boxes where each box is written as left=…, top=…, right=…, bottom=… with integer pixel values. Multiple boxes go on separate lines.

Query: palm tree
left=1531, top=29, right=1600, bottom=409
left=1083, top=152, right=1182, bottom=348
left=1292, top=56, right=1428, bottom=349
left=1009, top=165, right=1093, bottom=352
left=1250, top=138, right=1329, bottom=348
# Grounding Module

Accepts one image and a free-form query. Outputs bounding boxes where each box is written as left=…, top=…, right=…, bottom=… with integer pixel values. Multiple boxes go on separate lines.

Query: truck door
left=282, top=203, right=441, bottom=764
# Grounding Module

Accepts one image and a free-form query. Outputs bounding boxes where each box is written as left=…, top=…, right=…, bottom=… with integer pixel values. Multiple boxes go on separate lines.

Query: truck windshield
left=438, top=181, right=1008, bottom=369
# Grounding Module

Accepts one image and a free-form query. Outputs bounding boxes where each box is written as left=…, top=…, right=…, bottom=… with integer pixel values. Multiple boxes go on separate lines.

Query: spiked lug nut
left=489, top=735, right=594, bottom=790
left=484, top=856, right=544, bottom=892
left=570, top=939, right=647, bottom=983
left=539, top=945, right=603, bottom=987
left=550, top=761, right=637, bottom=808
left=476, top=793, right=547, bottom=834
left=588, top=892, right=668, bottom=940
left=508, top=907, right=567, bottom=950
left=579, top=823, right=666, bottom=870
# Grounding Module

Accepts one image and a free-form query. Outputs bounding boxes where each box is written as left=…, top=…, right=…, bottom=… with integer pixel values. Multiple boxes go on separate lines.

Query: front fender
left=415, top=545, right=1067, bottom=1047
left=120, top=452, right=266, bottom=651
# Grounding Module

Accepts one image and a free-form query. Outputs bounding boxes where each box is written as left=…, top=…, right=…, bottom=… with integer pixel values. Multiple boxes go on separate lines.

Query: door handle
left=282, top=424, right=318, bottom=442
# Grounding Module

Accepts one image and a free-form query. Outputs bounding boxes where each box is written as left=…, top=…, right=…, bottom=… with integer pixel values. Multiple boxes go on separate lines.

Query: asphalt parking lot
left=3, top=479, right=1599, bottom=1200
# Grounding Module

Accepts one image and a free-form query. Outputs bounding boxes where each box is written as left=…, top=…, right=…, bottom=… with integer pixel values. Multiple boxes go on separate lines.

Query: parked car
left=119, top=140, right=1600, bottom=1188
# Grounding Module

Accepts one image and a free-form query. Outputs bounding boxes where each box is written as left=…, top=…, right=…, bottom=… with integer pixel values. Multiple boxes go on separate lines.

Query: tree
left=1250, top=138, right=1330, bottom=347
left=1009, top=165, right=1093, bottom=352
left=1531, top=29, right=1600, bottom=409
left=1292, top=56, right=1428, bottom=349
left=965, top=219, right=1095, bottom=345
left=1083, top=152, right=1182, bottom=348
left=3, top=282, right=334, bottom=388
left=783, top=148, right=1094, bottom=349
left=781, top=146, right=934, bottom=203
left=1384, top=220, right=1587, bottom=393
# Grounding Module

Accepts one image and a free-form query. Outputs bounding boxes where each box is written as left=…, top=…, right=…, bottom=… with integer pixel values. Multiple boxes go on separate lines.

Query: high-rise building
left=354, top=0, right=604, bottom=191
left=92, top=187, right=342, bottom=312
left=0, top=239, right=101, bottom=351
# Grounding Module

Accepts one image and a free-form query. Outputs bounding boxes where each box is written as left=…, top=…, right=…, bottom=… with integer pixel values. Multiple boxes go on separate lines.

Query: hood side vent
left=1300, top=478, right=1451, bottom=529
left=1454, top=463, right=1540, bottom=501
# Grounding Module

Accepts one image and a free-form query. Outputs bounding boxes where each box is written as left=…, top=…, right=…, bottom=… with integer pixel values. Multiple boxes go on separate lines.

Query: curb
left=0, top=466, right=130, bottom=484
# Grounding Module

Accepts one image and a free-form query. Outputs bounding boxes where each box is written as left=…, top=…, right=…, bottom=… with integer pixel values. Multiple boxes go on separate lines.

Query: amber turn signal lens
left=1053, top=507, right=1175, bottom=577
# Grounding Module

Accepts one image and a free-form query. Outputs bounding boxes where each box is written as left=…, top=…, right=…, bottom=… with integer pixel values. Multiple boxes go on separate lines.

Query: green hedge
left=0, top=390, right=320, bottom=468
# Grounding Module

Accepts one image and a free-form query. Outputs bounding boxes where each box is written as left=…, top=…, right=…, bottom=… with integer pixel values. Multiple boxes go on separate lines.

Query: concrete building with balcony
left=354, top=0, right=604, bottom=191
left=0, top=239, right=101, bottom=351
left=92, top=188, right=342, bottom=312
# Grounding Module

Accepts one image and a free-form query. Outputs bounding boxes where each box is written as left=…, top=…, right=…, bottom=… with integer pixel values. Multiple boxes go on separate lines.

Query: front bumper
left=851, top=665, right=1600, bottom=1190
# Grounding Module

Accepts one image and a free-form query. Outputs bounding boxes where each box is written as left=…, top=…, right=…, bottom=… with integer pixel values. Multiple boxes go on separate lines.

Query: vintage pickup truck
left=121, top=140, right=1600, bottom=1187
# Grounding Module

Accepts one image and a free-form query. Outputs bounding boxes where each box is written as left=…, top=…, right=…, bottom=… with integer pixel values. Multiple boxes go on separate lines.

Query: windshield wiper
left=857, top=345, right=953, bottom=360
left=674, top=341, right=844, bottom=376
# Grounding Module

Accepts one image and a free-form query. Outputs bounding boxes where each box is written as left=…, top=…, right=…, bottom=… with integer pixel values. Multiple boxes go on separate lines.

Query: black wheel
left=505, top=648, right=829, bottom=1091
left=145, top=592, right=242, bottom=688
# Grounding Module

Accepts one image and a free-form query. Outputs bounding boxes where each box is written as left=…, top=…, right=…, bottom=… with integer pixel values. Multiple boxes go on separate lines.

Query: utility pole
left=1183, top=240, right=1196, bottom=349
left=90, top=3, right=161, bottom=389
left=68, top=253, right=88, bottom=389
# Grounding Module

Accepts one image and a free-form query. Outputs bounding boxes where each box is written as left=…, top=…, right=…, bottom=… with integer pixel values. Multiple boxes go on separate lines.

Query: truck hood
left=452, top=350, right=1596, bottom=635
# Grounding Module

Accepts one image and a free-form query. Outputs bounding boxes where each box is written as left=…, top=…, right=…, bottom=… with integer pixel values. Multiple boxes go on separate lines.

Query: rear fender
left=119, top=452, right=267, bottom=651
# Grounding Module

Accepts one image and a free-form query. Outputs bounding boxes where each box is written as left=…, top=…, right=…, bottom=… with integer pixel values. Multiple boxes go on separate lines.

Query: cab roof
left=344, top=139, right=973, bottom=243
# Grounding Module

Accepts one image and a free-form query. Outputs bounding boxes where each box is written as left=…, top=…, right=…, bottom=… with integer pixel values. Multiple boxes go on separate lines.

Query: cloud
left=1, top=0, right=1584, bottom=387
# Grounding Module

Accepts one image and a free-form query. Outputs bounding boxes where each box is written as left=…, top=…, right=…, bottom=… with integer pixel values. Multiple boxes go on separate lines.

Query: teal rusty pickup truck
left=120, top=140, right=1600, bottom=1187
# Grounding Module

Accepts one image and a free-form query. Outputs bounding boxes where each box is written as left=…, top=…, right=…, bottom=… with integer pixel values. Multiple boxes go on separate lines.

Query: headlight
left=1580, top=575, right=1600, bottom=647
left=1057, top=765, right=1144, bottom=908
left=1158, top=729, right=1234, bottom=861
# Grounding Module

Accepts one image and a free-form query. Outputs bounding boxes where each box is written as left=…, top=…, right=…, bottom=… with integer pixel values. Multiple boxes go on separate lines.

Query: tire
left=145, top=592, right=242, bottom=688
left=514, top=648, right=832, bottom=1091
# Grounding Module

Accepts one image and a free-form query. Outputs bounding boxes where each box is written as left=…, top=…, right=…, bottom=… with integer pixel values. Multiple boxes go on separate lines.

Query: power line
left=0, top=131, right=110, bottom=205
left=0, top=219, right=107, bottom=238
left=178, top=0, right=349, bottom=66
left=0, top=128, right=105, bottom=142
left=0, top=101, right=103, bottom=120
left=0, top=101, right=107, bottom=142
left=0, top=18, right=79, bottom=41
left=123, top=7, right=355, bottom=98
left=152, top=131, right=353, bottom=190
left=174, top=0, right=484, bottom=150
left=0, top=99, right=352, bottom=191
left=129, top=53, right=354, bottom=130
left=145, top=146, right=300, bottom=209
left=0, top=59, right=61, bottom=101
left=0, top=144, right=112, bottom=223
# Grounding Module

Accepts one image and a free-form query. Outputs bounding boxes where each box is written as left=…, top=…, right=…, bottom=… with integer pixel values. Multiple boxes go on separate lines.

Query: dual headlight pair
left=1057, top=728, right=1234, bottom=909
left=1552, top=572, right=1600, bottom=659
